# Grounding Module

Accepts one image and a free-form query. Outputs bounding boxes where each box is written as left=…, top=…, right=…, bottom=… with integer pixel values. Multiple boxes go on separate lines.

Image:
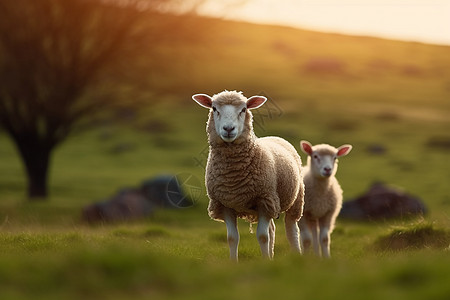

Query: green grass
left=1, top=213, right=450, bottom=299
left=375, top=222, right=450, bottom=252
left=1, top=108, right=449, bottom=299
left=1, top=13, right=450, bottom=300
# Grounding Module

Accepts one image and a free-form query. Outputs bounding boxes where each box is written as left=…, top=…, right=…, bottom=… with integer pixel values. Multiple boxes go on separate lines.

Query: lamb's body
left=299, top=141, right=352, bottom=258
left=193, top=91, right=304, bottom=261
left=302, top=168, right=342, bottom=224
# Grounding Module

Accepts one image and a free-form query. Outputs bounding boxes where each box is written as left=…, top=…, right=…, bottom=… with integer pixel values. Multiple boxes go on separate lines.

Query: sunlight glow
left=199, top=0, right=450, bottom=45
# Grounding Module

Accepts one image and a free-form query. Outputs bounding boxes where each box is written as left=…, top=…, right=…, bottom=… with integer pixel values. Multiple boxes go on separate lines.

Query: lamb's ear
left=192, top=94, right=212, bottom=109
left=246, top=96, right=267, bottom=110
left=337, top=144, right=352, bottom=157
left=300, top=140, right=313, bottom=155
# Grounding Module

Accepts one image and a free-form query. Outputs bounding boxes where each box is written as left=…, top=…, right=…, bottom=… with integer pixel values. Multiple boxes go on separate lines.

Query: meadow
left=1, top=14, right=450, bottom=299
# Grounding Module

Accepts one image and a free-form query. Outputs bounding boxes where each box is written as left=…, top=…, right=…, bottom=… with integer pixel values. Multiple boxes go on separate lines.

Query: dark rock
left=82, top=175, right=194, bottom=224
left=339, top=182, right=427, bottom=221
left=82, top=188, right=154, bottom=223
left=140, top=175, right=193, bottom=208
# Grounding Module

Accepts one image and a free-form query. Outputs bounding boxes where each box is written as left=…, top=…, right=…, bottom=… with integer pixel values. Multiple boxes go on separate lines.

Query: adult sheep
left=299, top=140, right=352, bottom=258
left=192, top=90, right=304, bottom=261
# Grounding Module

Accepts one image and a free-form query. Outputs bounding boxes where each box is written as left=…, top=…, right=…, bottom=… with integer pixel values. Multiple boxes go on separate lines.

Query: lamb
left=192, top=90, right=304, bottom=261
left=299, top=140, right=352, bottom=258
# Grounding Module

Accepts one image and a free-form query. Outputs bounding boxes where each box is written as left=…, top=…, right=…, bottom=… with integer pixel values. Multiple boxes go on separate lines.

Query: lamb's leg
left=285, top=214, right=301, bottom=253
left=257, top=210, right=272, bottom=259
left=311, top=220, right=320, bottom=256
left=319, top=215, right=333, bottom=258
left=224, top=208, right=239, bottom=262
left=298, top=217, right=312, bottom=253
left=268, top=219, right=276, bottom=259
left=319, top=226, right=331, bottom=258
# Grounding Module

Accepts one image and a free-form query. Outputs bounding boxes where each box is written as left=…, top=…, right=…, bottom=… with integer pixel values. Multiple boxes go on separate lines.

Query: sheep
left=299, top=140, right=352, bottom=258
left=192, top=90, right=304, bottom=261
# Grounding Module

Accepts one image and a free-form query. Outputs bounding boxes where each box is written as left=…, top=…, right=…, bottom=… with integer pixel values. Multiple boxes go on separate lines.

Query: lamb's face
left=310, top=150, right=339, bottom=178
left=211, top=103, right=247, bottom=143
left=300, top=141, right=352, bottom=179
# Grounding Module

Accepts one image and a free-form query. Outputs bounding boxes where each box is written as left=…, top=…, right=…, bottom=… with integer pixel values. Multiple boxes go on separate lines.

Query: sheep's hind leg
left=257, top=210, right=272, bottom=259
left=268, top=219, right=276, bottom=259
left=224, top=208, right=239, bottom=262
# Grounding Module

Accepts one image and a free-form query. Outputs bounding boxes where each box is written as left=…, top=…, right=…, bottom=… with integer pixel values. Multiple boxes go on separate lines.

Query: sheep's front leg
left=257, top=210, right=272, bottom=259
left=285, top=214, right=301, bottom=253
left=224, top=208, right=239, bottom=262
left=268, top=219, right=276, bottom=259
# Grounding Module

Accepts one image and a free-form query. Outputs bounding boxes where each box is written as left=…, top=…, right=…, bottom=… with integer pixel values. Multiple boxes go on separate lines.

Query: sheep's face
left=211, top=103, right=246, bottom=142
left=192, top=91, right=267, bottom=143
left=300, top=141, right=352, bottom=179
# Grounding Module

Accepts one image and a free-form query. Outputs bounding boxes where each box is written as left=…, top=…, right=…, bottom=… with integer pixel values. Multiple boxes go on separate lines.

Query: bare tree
left=0, top=0, right=150, bottom=199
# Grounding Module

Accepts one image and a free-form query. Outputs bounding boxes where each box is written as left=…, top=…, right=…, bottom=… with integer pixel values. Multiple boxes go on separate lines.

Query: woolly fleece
left=204, top=91, right=304, bottom=223
left=302, top=144, right=343, bottom=232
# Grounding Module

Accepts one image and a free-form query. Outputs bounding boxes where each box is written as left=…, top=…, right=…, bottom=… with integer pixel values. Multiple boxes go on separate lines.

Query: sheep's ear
left=300, top=140, right=313, bottom=155
left=337, top=144, right=352, bottom=157
left=192, top=94, right=212, bottom=109
left=246, top=96, right=267, bottom=110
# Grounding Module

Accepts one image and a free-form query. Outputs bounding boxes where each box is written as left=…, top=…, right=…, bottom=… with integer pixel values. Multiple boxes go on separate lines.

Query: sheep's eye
left=241, top=107, right=246, bottom=114
left=212, top=106, right=216, bottom=112
left=313, top=155, right=318, bottom=159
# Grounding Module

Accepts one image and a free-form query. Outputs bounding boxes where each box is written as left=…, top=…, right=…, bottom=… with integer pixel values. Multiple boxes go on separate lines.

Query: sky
left=198, top=0, right=450, bottom=46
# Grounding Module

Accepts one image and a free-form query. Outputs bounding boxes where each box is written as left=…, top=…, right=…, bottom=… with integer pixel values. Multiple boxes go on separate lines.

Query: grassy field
left=1, top=13, right=450, bottom=300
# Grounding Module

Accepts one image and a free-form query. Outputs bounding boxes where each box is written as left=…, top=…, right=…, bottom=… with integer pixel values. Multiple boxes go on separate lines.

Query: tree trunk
left=24, top=150, right=50, bottom=199
left=13, top=135, right=52, bottom=200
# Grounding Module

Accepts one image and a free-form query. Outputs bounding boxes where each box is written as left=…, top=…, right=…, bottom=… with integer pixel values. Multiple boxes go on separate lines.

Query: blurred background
left=1, top=0, right=449, bottom=215
left=0, top=0, right=448, bottom=221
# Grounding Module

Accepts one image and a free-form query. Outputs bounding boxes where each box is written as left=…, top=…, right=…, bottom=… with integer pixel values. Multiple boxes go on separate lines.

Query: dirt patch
left=272, top=40, right=298, bottom=59
left=374, top=223, right=450, bottom=252
left=327, top=119, right=359, bottom=131
left=400, top=64, right=424, bottom=77
left=426, top=136, right=450, bottom=150
left=375, top=111, right=401, bottom=121
left=303, top=57, right=346, bottom=76
left=354, top=103, right=449, bottom=123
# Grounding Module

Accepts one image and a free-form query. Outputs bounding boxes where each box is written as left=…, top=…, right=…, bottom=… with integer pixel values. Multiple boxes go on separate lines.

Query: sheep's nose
left=223, top=125, right=235, bottom=133
left=324, top=167, right=332, bottom=173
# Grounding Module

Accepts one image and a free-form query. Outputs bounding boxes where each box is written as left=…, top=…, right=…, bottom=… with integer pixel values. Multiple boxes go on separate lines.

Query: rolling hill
left=143, top=13, right=450, bottom=112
